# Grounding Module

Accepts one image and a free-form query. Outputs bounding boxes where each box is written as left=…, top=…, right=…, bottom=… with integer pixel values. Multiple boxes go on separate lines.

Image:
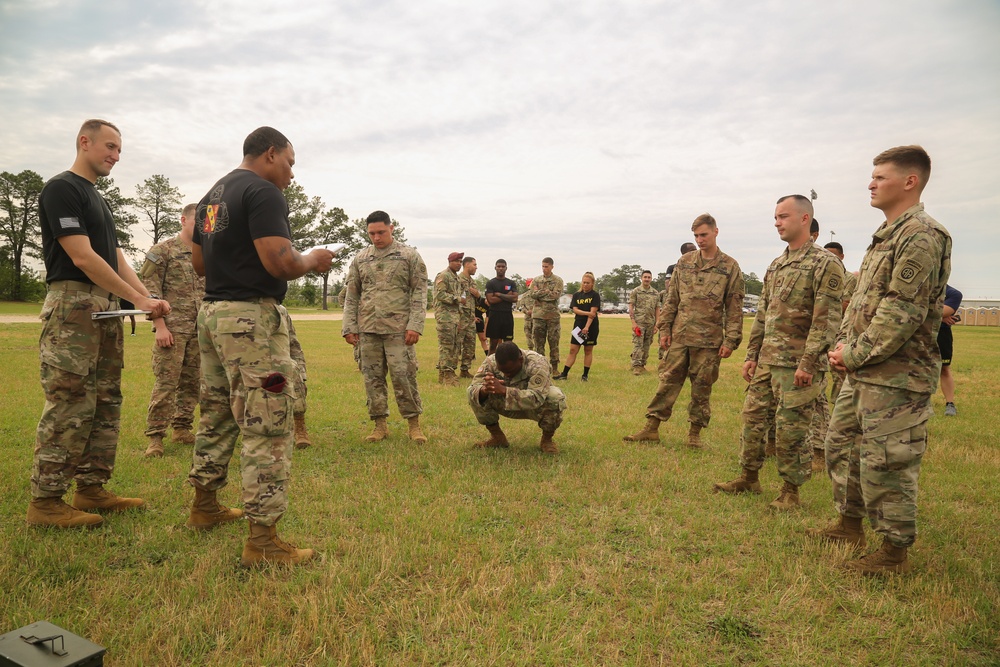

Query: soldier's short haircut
left=495, top=258, right=507, bottom=265
left=691, top=213, right=716, bottom=230
left=810, top=217, right=820, bottom=234
left=495, top=341, right=521, bottom=365
left=641, top=269, right=652, bottom=277
left=366, top=210, right=392, bottom=226
left=873, top=145, right=931, bottom=189
left=462, top=256, right=476, bottom=266
left=824, top=241, right=844, bottom=254
left=243, top=126, right=291, bottom=158
left=776, top=194, right=814, bottom=216
left=182, top=203, right=197, bottom=217
left=680, top=242, right=696, bottom=254
left=542, top=257, right=554, bottom=265
left=77, top=119, right=119, bottom=148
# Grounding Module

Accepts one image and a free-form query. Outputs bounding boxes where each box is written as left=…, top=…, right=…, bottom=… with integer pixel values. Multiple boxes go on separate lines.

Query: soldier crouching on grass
left=468, top=342, right=566, bottom=453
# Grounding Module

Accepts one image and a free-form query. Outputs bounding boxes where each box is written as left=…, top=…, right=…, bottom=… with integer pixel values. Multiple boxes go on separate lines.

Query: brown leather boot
left=144, top=435, right=164, bottom=458
left=407, top=416, right=427, bottom=444
left=293, top=413, right=312, bottom=449
left=437, top=370, right=446, bottom=384
left=844, top=539, right=911, bottom=575
left=459, top=369, right=474, bottom=379
left=172, top=428, right=196, bottom=445
left=623, top=417, right=661, bottom=442
left=768, top=481, right=800, bottom=510
left=72, top=485, right=145, bottom=511
left=186, top=484, right=244, bottom=530
left=475, top=423, right=509, bottom=448
left=811, top=448, right=825, bottom=474
left=539, top=430, right=559, bottom=453
left=364, top=417, right=389, bottom=442
left=240, top=521, right=316, bottom=567
left=27, top=497, right=103, bottom=528
left=713, top=468, right=762, bottom=495
left=443, top=370, right=460, bottom=387
left=808, top=514, right=866, bottom=549
left=687, top=424, right=703, bottom=449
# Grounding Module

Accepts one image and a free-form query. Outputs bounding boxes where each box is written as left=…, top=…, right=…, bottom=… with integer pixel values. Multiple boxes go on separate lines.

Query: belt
left=204, top=297, right=279, bottom=304
left=48, top=280, right=113, bottom=300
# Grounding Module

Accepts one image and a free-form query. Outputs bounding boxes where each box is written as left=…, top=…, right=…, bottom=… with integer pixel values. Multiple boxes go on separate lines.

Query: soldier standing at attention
left=188, top=126, right=335, bottom=567
left=28, top=119, right=171, bottom=529
left=434, top=252, right=465, bottom=385
left=343, top=211, right=428, bottom=444
left=628, top=269, right=660, bottom=375
left=624, top=215, right=744, bottom=449
left=714, top=196, right=843, bottom=510
left=140, top=203, right=204, bottom=458
left=469, top=342, right=567, bottom=453
left=822, top=241, right=858, bottom=406
left=484, top=259, right=518, bottom=353
left=458, top=256, right=481, bottom=378
left=529, top=257, right=565, bottom=374
left=812, top=146, right=950, bottom=575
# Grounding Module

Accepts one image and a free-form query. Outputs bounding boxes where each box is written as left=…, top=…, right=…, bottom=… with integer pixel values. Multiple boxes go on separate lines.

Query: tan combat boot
left=713, top=468, right=762, bottom=495
left=623, top=417, right=661, bottom=443
left=144, top=435, right=164, bottom=458
left=687, top=424, right=703, bottom=449
left=540, top=430, right=559, bottom=453
left=364, top=417, right=389, bottom=442
left=172, top=428, right=196, bottom=445
left=186, top=483, right=244, bottom=530
left=765, top=430, right=776, bottom=457
left=460, top=369, right=474, bottom=379
left=808, top=514, right=866, bottom=550
left=72, top=485, right=145, bottom=511
left=443, top=370, right=460, bottom=387
left=407, top=416, right=428, bottom=444
left=811, top=448, right=825, bottom=474
left=293, top=413, right=312, bottom=449
left=475, top=423, right=509, bottom=449
left=27, top=497, right=103, bottom=528
left=844, top=539, right=911, bottom=576
left=768, top=481, right=800, bottom=510
left=240, top=521, right=316, bottom=568
left=631, top=366, right=643, bottom=376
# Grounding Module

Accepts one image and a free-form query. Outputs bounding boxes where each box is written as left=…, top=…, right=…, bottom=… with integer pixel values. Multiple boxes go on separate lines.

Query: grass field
left=1, top=317, right=997, bottom=666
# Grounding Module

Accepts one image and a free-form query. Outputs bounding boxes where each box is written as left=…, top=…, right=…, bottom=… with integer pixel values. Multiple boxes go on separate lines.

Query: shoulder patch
left=827, top=275, right=841, bottom=291
left=899, top=259, right=921, bottom=283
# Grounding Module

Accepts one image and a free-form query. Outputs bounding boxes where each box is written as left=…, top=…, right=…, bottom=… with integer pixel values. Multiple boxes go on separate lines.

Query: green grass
left=1, top=318, right=997, bottom=666
left=0, top=300, right=43, bottom=315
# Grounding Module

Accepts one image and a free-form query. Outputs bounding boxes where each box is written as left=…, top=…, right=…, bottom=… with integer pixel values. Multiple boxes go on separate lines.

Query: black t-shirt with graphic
left=39, top=171, right=119, bottom=283
left=193, top=169, right=291, bottom=301
left=485, top=277, right=518, bottom=314
left=571, top=290, right=601, bottom=331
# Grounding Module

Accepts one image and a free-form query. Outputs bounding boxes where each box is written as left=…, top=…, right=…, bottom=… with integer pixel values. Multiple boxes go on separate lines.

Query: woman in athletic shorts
left=554, top=272, right=600, bottom=381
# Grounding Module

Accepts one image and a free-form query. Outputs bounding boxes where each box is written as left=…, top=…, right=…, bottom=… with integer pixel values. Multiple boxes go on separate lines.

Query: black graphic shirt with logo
left=193, top=169, right=292, bottom=302
left=571, top=290, right=601, bottom=332
left=485, top=277, right=518, bottom=314
left=39, top=171, right=119, bottom=283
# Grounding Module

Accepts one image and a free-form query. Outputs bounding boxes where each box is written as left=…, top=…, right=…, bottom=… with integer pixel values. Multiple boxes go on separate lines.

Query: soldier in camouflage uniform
left=139, top=203, right=204, bottom=457
left=343, top=211, right=428, bottom=444
left=468, top=342, right=567, bottom=453
left=812, top=146, right=950, bottom=575
left=339, top=285, right=361, bottom=368
left=714, top=196, right=844, bottom=511
left=530, top=258, right=565, bottom=374
left=434, top=252, right=465, bottom=385
left=625, top=216, right=744, bottom=449
left=189, top=126, right=335, bottom=567
left=628, top=269, right=661, bottom=374
left=28, top=119, right=171, bottom=529
left=458, top=256, right=481, bottom=378
left=519, top=286, right=535, bottom=345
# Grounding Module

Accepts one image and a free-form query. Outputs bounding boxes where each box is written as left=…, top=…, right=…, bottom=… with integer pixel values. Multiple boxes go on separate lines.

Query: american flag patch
left=59, top=217, right=81, bottom=229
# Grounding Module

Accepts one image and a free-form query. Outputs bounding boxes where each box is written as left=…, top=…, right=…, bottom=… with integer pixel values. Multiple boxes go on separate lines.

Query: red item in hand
left=262, top=372, right=287, bottom=393
left=633, top=326, right=642, bottom=337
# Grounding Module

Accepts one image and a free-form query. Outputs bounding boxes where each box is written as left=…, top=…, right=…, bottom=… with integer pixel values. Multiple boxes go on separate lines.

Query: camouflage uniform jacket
left=659, top=249, right=745, bottom=350
left=470, top=350, right=561, bottom=412
left=529, top=273, right=564, bottom=320
left=518, top=290, right=535, bottom=315
left=745, top=242, right=844, bottom=375
left=139, top=236, right=204, bottom=335
left=343, top=240, right=427, bottom=336
left=458, top=273, right=477, bottom=318
left=842, top=271, right=858, bottom=305
left=629, top=285, right=660, bottom=327
left=434, top=268, right=463, bottom=324
left=841, top=203, right=951, bottom=394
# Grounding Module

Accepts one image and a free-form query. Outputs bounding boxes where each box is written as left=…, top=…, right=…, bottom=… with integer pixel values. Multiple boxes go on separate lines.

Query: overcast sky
left=2, top=0, right=998, bottom=297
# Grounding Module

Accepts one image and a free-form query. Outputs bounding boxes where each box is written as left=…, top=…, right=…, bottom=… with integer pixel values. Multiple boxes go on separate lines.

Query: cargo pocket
left=39, top=298, right=93, bottom=376
left=781, top=379, right=823, bottom=409
left=862, top=398, right=931, bottom=465
left=240, top=368, right=293, bottom=437
left=217, top=315, right=256, bottom=338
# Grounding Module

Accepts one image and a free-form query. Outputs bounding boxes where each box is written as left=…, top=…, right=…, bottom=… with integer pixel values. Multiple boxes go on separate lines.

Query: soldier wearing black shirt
left=484, top=258, right=518, bottom=352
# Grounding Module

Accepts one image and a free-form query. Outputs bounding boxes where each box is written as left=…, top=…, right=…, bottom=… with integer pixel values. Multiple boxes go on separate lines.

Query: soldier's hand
left=741, top=360, right=757, bottom=383
left=828, top=343, right=847, bottom=372
left=404, top=330, right=420, bottom=345
left=155, top=326, right=174, bottom=348
left=719, top=345, right=733, bottom=359
left=309, top=249, right=336, bottom=273
left=344, top=333, right=359, bottom=346
left=140, top=296, right=171, bottom=319
left=793, top=369, right=813, bottom=387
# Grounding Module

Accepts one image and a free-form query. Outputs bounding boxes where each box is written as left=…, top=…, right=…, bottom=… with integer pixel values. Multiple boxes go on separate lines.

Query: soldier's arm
left=407, top=254, right=428, bottom=335
left=433, top=273, right=458, bottom=305
left=799, top=258, right=844, bottom=376
left=503, top=361, right=550, bottom=411
left=723, top=264, right=746, bottom=350
left=658, top=272, right=681, bottom=338
left=842, top=233, right=945, bottom=371
left=342, top=259, right=361, bottom=338
left=744, top=272, right=769, bottom=363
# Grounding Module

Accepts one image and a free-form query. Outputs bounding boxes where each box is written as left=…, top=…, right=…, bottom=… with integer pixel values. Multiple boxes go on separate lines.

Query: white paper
left=92, top=309, right=151, bottom=320
left=303, top=242, right=347, bottom=254
left=571, top=326, right=584, bottom=344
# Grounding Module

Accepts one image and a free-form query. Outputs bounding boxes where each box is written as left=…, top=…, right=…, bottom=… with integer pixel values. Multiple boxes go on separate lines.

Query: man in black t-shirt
left=188, top=126, right=335, bottom=568
left=28, top=119, right=172, bottom=530
left=484, top=258, right=518, bottom=353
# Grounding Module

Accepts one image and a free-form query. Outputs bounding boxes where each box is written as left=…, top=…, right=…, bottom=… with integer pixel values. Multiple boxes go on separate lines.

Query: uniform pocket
left=39, top=297, right=94, bottom=376
left=240, top=368, right=293, bottom=437
left=217, top=315, right=256, bottom=336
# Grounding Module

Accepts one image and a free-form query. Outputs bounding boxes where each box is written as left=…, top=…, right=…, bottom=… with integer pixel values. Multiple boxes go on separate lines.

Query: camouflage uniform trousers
left=806, top=372, right=830, bottom=453
left=459, top=316, right=478, bottom=372
left=32, top=286, right=124, bottom=498
left=829, top=367, right=846, bottom=407
left=360, top=332, right=422, bottom=420
left=645, top=345, right=721, bottom=427
left=436, top=319, right=461, bottom=373
left=531, top=318, right=561, bottom=372
left=630, top=320, right=657, bottom=368
left=824, top=378, right=931, bottom=548
left=740, top=363, right=824, bottom=487
left=468, top=385, right=567, bottom=433
left=286, top=316, right=308, bottom=416
left=145, top=330, right=200, bottom=437
left=523, top=314, right=534, bottom=344
left=189, top=300, right=298, bottom=527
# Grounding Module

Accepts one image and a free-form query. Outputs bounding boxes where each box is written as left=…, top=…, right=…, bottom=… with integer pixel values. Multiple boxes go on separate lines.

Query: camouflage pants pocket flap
left=781, top=379, right=824, bottom=410
left=39, top=298, right=94, bottom=376
left=240, top=368, right=294, bottom=437
left=862, top=398, right=932, bottom=438
left=217, top=316, right=256, bottom=335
